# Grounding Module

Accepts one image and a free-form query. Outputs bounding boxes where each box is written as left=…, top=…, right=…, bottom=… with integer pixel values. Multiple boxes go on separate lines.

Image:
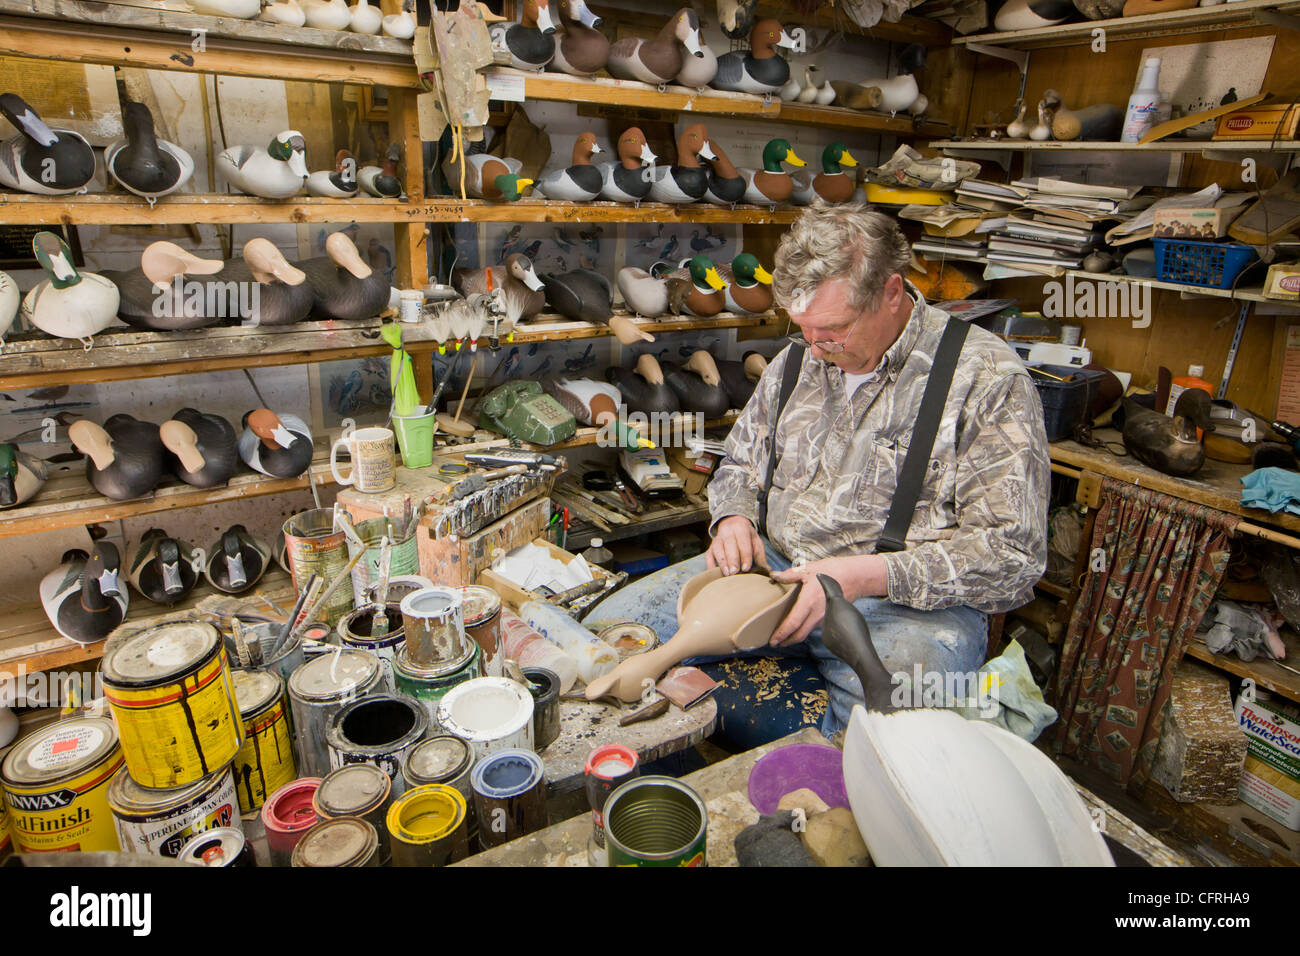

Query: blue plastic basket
left=1153, top=238, right=1256, bottom=290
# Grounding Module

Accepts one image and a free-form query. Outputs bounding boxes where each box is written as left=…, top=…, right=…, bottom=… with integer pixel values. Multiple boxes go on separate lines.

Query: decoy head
left=559, top=0, right=601, bottom=28
left=672, top=7, right=704, bottom=57
left=220, top=527, right=249, bottom=590
left=507, top=253, right=545, bottom=291
left=160, top=419, right=205, bottom=474
left=688, top=255, right=726, bottom=292
left=1172, top=388, right=1216, bottom=443
left=634, top=352, right=665, bottom=385
left=617, top=127, right=655, bottom=168
left=325, top=230, right=373, bottom=278
left=269, top=130, right=309, bottom=179
left=572, top=132, right=602, bottom=164
left=898, top=42, right=928, bottom=76
left=383, top=141, right=403, bottom=175
left=0, top=92, right=57, bottom=146
left=493, top=173, right=534, bottom=201
left=762, top=138, right=805, bottom=171
left=677, top=124, right=712, bottom=166
left=335, top=149, right=357, bottom=187
left=685, top=350, right=721, bottom=386
left=823, top=142, right=858, bottom=173
left=817, top=573, right=900, bottom=713
left=67, top=419, right=115, bottom=471
left=247, top=409, right=297, bottom=450
left=140, top=240, right=224, bottom=290
left=89, top=541, right=123, bottom=598
left=750, top=18, right=794, bottom=56
left=244, top=237, right=307, bottom=286
left=154, top=534, right=185, bottom=596
left=0, top=443, right=17, bottom=507
left=526, top=0, right=557, bottom=34
left=730, top=253, right=773, bottom=287
left=121, top=101, right=160, bottom=146
left=32, top=231, right=82, bottom=289
left=743, top=350, right=769, bottom=380
left=719, top=0, right=758, bottom=39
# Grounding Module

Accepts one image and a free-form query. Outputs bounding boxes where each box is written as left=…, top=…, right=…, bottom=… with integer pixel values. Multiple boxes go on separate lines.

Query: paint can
left=393, top=642, right=480, bottom=727
left=470, top=749, right=547, bottom=849
left=231, top=669, right=297, bottom=814
left=368, top=574, right=434, bottom=607
left=522, top=666, right=560, bottom=752
left=291, top=817, right=380, bottom=867
left=458, top=585, right=504, bottom=677
left=314, top=763, right=393, bottom=864
left=283, top=508, right=353, bottom=626
left=437, top=677, right=535, bottom=762
left=350, top=517, right=420, bottom=607
left=400, top=587, right=468, bottom=669
left=0, top=716, right=123, bottom=853
left=597, top=622, right=659, bottom=661
left=108, top=764, right=240, bottom=858
left=0, top=797, right=11, bottom=862
left=403, top=735, right=478, bottom=848
left=225, top=622, right=305, bottom=687
left=602, top=776, right=707, bottom=867
left=584, top=744, right=640, bottom=850
left=261, top=777, right=320, bottom=867
left=287, top=648, right=385, bottom=778
left=337, top=603, right=405, bottom=685
left=324, top=693, right=428, bottom=795
left=387, top=783, right=468, bottom=866
left=177, top=827, right=255, bottom=867
left=101, top=622, right=242, bottom=790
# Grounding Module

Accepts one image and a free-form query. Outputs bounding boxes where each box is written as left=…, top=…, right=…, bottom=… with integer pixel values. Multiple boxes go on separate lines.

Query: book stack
left=982, top=178, right=1145, bottom=270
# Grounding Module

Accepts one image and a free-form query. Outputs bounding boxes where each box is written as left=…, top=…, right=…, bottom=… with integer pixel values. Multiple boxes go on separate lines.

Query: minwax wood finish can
left=386, top=783, right=468, bottom=866
left=1, top=716, right=123, bottom=853
left=325, top=693, right=428, bottom=796
left=107, top=764, right=240, bottom=858
left=0, top=798, right=12, bottom=861
left=458, top=585, right=504, bottom=677
left=231, top=669, right=297, bottom=814
left=102, top=622, right=243, bottom=789
left=287, top=649, right=384, bottom=778
left=603, top=776, right=708, bottom=867
left=291, top=816, right=380, bottom=867
left=315, top=763, right=393, bottom=864
left=261, top=777, right=321, bottom=867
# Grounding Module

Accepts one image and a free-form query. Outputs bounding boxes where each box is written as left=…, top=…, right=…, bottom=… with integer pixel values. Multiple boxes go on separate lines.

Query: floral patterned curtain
left=1050, top=477, right=1235, bottom=790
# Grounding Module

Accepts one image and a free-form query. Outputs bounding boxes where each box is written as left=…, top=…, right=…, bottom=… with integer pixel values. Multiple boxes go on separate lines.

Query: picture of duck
left=549, top=0, right=608, bottom=76
left=222, top=238, right=314, bottom=327
left=700, top=139, right=745, bottom=206
left=791, top=142, right=859, bottom=205
left=348, top=0, right=382, bottom=34
left=662, top=351, right=731, bottom=419
left=358, top=143, right=402, bottom=198
left=217, top=131, right=308, bottom=199
left=453, top=253, right=546, bottom=323
left=649, top=124, right=714, bottom=204
left=302, top=0, right=351, bottom=30
left=739, top=138, right=805, bottom=205
left=0, top=92, right=95, bottom=195
left=0, top=442, right=47, bottom=508
left=617, top=263, right=671, bottom=317
left=21, top=231, right=120, bottom=348
left=103, top=240, right=225, bottom=332
left=489, top=0, right=557, bottom=71
left=711, top=18, right=795, bottom=94
left=160, top=408, right=239, bottom=488
left=535, top=132, right=603, bottom=202
left=717, top=351, right=769, bottom=408
left=205, top=525, right=270, bottom=595
left=68, top=415, right=166, bottom=500
left=40, top=542, right=127, bottom=645
left=1121, top=390, right=1214, bottom=478
left=262, top=0, right=306, bottom=25
left=606, top=353, right=681, bottom=417
left=238, top=408, right=314, bottom=478
left=295, top=232, right=389, bottom=320
left=449, top=154, right=534, bottom=201
left=128, top=529, right=198, bottom=607
left=718, top=253, right=773, bottom=314
left=307, top=149, right=358, bottom=197
left=599, top=127, right=656, bottom=203
left=543, top=268, right=652, bottom=346
left=666, top=254, right=727, bottom=317
left=607, top=7, right=704, bottom=85
left=0, top=269, right=17, bottom=346
left=104, top=101, right=194, bottom=207
left=382, top=0, right=416, bottom=37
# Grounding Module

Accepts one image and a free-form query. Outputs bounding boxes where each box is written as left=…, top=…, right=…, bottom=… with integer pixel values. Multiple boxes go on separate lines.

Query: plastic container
left=1031, top=365, right=1107, bottom=442
left=1165, top=364, right=1214, bottom=416
left=1153, top=238, right=1256, bottom=289
left=520, top=599, right=619, bottom=684
left=1121, top=57, right=1162, bottom=143
left=499, top=609, right=579, bottom=693
left=581, top=538, right=613, bottom=568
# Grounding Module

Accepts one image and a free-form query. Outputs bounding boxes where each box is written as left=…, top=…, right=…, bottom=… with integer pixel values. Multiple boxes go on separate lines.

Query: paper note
left=486, top=73, right=526, bottom=103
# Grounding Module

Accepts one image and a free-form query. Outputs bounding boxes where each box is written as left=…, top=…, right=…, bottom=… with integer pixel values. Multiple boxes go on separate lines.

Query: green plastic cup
left=392, top=410, right=435, bottom=469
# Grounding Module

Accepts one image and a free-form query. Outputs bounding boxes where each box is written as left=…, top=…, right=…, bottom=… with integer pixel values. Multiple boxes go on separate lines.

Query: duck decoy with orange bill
left=217, top=130, right=308, bottom=199
left=0, top=93, right=95, bottom=195
left=205, top=525, right=270, bottom=595
left=40, top=542, right=127, bottom=645
left=0, top=442, right=47, bottom=508
left=68, top=415, right=166, bottom=500
left=359, top=143, right=402, bottom=198
left=298, top=231, right=390, bottom=320
left=128, top=528, right=199, bottom=606
left=667, top=255, right=727, bottom=317
left=535, top=132, right=603, bottom=202
left=1121, top=389, right=1215, bottom=478
left=717, top=351, right=769, bottom=408
left=105, top=101, right=195, bottom=207
left=449, top=154, right=534, bottom=201
left=739, top=138, right=805, bottom=205
left=791, top=142, right=859, bottom=205
left=549, top=378, right=653, bottom=450
left=489, top=0, right=557, bottom=71
left=220, top=237, right=314, bottom=327
left=718, top=253, right=773, bottom=314
left=701, top=138, right=745, bottom=206
left=606, top=353, right=682, bottom=417
left=307, top=149, right=358, bottom=197
left=238, top=409, right=313, bottom=478
left=598, top=127, right=656, bottom=203
left=662, top=351, right=731, bottom=418
left=648, top=123, right=714, bottom=204
left=542, top=268, right=653, bottom=345
left=606, top=7, right=704, bottom=85
left=160, top=408, right=239, bottom=488
left=711, top=18, right=795, bottom=94
left=22, top=231, right=120, bottom=349
left=549, top=0, right=608, bottom=76
left=104, top=240, right=224, bottom=332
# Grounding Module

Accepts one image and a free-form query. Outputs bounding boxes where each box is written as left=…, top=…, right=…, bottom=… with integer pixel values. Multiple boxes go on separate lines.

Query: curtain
left=1051, top=477, right=1234, bottom=790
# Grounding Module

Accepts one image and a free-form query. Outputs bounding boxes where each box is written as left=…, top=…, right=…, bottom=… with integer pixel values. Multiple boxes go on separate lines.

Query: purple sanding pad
left=747, top=744, right=849, bottom=815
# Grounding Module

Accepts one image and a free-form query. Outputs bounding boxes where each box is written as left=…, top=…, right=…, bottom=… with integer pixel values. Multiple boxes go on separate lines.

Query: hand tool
left=371, top=537, right=393, bottom=638
left=466, top=449, right=560, bottom=471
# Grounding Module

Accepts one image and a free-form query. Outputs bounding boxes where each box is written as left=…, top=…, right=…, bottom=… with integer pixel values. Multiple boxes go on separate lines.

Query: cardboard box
left=1234, top=694, right=1300, bottom=831
left=1215, top=104, right=1300, bottom=141
left=1264, top=263, right=1300, bottom=301
left=1152, top=206, right=1243, bottom=240
left=666, top=447, right=719, bottom=496
left=477, top=537, right=612, bottom=613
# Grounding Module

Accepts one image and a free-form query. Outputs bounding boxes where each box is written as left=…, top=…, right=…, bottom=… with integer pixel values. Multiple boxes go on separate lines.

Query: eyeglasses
left=786, top=309, right=865, bottom=355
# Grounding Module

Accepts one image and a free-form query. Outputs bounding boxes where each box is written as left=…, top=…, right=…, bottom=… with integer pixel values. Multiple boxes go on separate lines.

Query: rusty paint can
left=350, top=517, right=421, bottom=607
left=337, top=603, right=405, bottom=685
left=458, top=585, right=504, bottom=677
left=314, top=763, right=393, bottom=864
left=386, top=783, right=468, bottom=866
left=470, top=748, right=547, bottom=849
left=261, top=777, right=320, bottom=867
left=603, top=776, right=707, bottom=867
left=231, top=669, right=297, bottom=814
left=1, top=716, right=123, bottom=853
left=324, top=693, right=428, bottom=796
left=283, top=508, right=353, bottom=626
left=101, top=622, right=243, bottom=790
left=400, top=586, right=468, bottom=669
left=291, top=816, right=379, bottom=867
left=107, top=764, right=240, bottom=858
left=287, top=648, right=384, bottom=778
left=178, top=826, right=255, bottom=866
left=393, top=642, right=480, bottom=727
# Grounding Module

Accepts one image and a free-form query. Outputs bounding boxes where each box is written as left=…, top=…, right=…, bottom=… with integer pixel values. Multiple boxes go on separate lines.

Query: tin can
left=337, top=603, right=404, bottom=685
left=458, top=585, right=504, bottom=677
left=325, top=693, right=428, bottom=796
left=350, top=517, right=420, bottom=607
left=261, top=777, right=320, bottom=867
left=387, top=783, right=468, bottom=866
left=225, top=623, right=305, bottom=687
left=231, top=669, right=297, bottom=814
left=315, top=763, right=393, bottom=864
left=0, top=797, right=12, bottom=862
left=291, top=816, right=379, bottom=867
left=177, top=826, right=255, bottom=866
left=108, top=764, right=240, bottom=858
left=522, top=666, right=560, bottom=752
left=585, top=744, right=640, bottom=849
left=1, top=717, right=123, bottom=853
left=393, top=642, right=480, bottom=727
left=597, top=622, right=659, bottom=661
left=603, top=776, right=707, bottom=867
left=403, top=735, right=478, bottom=849
left=102, top=622, right=243, bottom=789
left=283, top=508, right=353, bottom=626
left=287, top=649, right=384, bottom=777
left=400, top=587, right=468, bottom=668
left=438, top=677, right=534, bottom=762
left=470, top=748, right=547, bottom=849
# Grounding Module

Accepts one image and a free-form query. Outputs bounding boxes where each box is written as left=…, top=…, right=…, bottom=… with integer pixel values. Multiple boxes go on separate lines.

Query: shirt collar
left=877, top=281, right=926, bottom=381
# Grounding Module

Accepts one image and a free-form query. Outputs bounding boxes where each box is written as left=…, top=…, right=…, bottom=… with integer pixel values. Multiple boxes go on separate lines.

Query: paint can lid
left=438, top=677, right=533, bottom=743
left=102, top=622, right=221, bottom=686
left=291, top=817, right=378, bottom=867
left=470, top=748, right=544, bottom=800
left=457, top=585, right=502, bottom=627
left=232, top=668, right=284, bottom=717
left=107, top=764, right=232, bottom=815
left=597, top=621, right=659, bottom=660
left=1, top=716, right=120, bottom=787
left=261, top=778, right=322, bottom=834
left=315, top=764, right=392, bottom=818
left=288, top=648, right=380, bottom=702
left=585, top=744, right=639, bottom=780
left=177, top=827, right=247, bottom=867
left=404, top=736, right=473, bottom=787
left=399, top=586, right=463, bottom=622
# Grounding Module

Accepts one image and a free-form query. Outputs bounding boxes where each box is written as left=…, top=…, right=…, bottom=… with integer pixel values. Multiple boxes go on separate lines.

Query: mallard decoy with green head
left=740, top=138, right=806, bottom=205
left=449, top=154, right=534, bottom=202
left=791, top=142, right=859, bottom=205
left=0, top=442, right=47, bottom=508
left=718, top=253, right=773, bottom=314
left=667, top=254, right=727, bottom=317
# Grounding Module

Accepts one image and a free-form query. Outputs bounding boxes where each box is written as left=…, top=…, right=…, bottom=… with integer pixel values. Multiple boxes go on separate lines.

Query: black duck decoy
left=68, top=415, right=166, bottom=500
left=818, top=574, right=902, bottom=714
left=0, top=92, right=95, bottom=195
left=204, top=524, right=269, bottom=595
left=104, top=240, right=225, bottom=332
left=661, top=351, right=731, bottom=419
left=40, top=542, right=127, bottom=645
left=160, top=408, right=239, bottom=488
left=1121, top=388, right=1214, bottom=477
left=128, top=528, right=198, bottom=606
left=216, top=237, right=314, bottom=327
left=104, top=101, right=195, bottom=206
left=298, top=231, right=390, bottom=320
left=717, top=351, right=769, bottom=409
left=606, top=353, right=681, bottom=417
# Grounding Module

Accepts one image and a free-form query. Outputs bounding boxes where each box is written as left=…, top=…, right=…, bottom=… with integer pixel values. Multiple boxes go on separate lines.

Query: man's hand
left=706, top=515, right=766, bottom=576
left=769, top=555, right=888, bottom=646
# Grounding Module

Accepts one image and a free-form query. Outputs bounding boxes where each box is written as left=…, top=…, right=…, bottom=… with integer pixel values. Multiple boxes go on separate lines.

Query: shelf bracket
left=964, top=42, right=1030, bottom=102
left=1255, top=8, right=1300, bottom=31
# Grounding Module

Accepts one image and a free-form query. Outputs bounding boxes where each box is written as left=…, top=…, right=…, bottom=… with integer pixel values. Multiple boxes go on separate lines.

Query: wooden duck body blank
left=617, top=265, right=670, bottom=317
left=128, top=528, right=198, bottom=606
left=161, top=408, right=239, bottom=488
left=68, top=415, right=166, bottom=500
left=299, top=231, right=390, bottom=320
left=106, top=240, right=225, bottom=332
left=40, top=543, right=127, bottom=645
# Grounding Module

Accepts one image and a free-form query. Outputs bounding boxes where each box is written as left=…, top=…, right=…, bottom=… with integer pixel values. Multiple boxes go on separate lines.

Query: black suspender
left=757, top=343, right=805, bottom=538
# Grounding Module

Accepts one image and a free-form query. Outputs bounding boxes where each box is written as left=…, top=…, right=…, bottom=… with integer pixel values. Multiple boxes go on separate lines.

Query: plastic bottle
left=1166, top=365, right=1214, bottom=415
left=1121, top=57, right=1162, bottom=143
left=581, top=538, right=613, bottom=569
left=520, top=600, right=619, bottom=684
left=499, top=609, right=580, bottom=693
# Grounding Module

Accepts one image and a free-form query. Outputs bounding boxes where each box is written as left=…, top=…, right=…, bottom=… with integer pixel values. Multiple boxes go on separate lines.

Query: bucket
left=393, top=643, right=480, bottom=727
left=400, top=587, right=469, bottom=669
left=470, top=749, right=547, bottom=849
left=350, top=517, right=421, bottom=607
left=387, top=783, right=469, bottom=866
left=261, top=777, right=320, bottom=867
left=603, top=776, right=707, bottom=867
left=522, top=666, right=560, bottom=752
left=392, top=410, right=435, bottom=469
left=286, top=649, right=385, bottom=778
left=108, top=765, right=240, bottom=859
left=283, top=509, right=353, bottom=626
left=324, top=693, right=428, bottom=794
left=437, top=677, right=534, bottom=762
left=231, top=669, right=297, bottom=814
left=459, top=585, right=504, bottom=678
left=291, top=817, right=380, bottom=867
left=314, top=763, right=394, bottom=864
left=337, top=603, right=405, bottom=685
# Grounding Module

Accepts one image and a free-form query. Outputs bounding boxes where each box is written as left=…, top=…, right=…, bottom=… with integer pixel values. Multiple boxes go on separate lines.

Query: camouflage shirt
left=708, top=287, right=1050, bottom=614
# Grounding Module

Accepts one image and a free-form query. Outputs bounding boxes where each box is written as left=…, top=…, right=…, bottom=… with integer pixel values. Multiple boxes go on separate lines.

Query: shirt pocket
left=856, top=436, right=954, bottom=537
left=771, top=434, right=803, bottom=491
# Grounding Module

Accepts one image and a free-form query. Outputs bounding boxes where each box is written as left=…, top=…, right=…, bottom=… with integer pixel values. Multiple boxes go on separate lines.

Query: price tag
left=486, top=73, right=526, bottom=103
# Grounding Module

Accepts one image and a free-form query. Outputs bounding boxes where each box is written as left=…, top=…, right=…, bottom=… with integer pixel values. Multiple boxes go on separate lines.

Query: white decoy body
left=21, top=232, right=119, bottom=349
left=382, top=0, right=416, bottom=37
left=40, top=543, right=128, bottom=645
left=190, top=0, right=261, bottom=16
left=0, top=270, right=19, bottom=346
left=217, top=131, right=308, bottom=199
left=104, top=102, right=195, bottom=206
left=302, top=0, right=351, bottom=29
left=348, top=0, right=382, bottom=34
left=263, top=0, right=307, bottom=25
left=307, top=149, right=358, bottom=197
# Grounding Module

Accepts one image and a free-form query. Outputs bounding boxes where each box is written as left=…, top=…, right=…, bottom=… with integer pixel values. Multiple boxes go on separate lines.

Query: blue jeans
left=586, top=539, right=989, bottom=739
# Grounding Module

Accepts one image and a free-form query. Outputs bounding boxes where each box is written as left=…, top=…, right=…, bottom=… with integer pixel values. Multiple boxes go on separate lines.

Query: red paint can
left=261, top=777, right=321, bottom=867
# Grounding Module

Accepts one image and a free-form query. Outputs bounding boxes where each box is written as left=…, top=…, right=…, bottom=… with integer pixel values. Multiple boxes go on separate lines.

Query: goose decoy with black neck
left=791, top=142, right=858, bottom=205
left=160, top=408, right=239, bottom=488
left=549, top=0, right=608, bottom=76
left=40, top=543, right=128, bottom=645
left=307, top=149, right=358, bottom=197
left=221, top=237, right=314, bottom=327
left=68, top=415, right=166, bottom=500
left=1121, top=389, right=1214, bottom=478
left=298, top=231, right=390, bottom=320
left=238, top=409, right=314, bottom=478
left=718, top=253, right=773, bottom=314
left=0, top=93, right=95, bottom=195
left=606, top=353, right=681, bottom=417
left=128, top=529, right=199, bottom=606
left=535, top=132, right=603, bottom=202
left=648, top=123, right=714, bottom=204
left=453, top=253, right=546, bottom=323
left=542, top=268, right=653, bottom=345
left=205, top=525, right=270, bottom=595
left=0, top=442, right=48, bottom=508
left=739, top=138, right=805, bottom=205
left=667, top=254, right=726, bottom=317
left=217, top=131, right=308, bottom=199
left=449, top=154, right=534, bottom=201
left=700, top=139, right=745, bottom=206
left=21, top=231, right=120, bottom=348
left=359, top=143, right=402, bottom=198
left=104, top=102, right=194, bottom=207
left=599, top=127, right=656, bottom=203
left=606, top=7, right=704, bottom=85
left=489, top=0, right=557, bottom=71
left=717, top=351, right=768, bottom=409
left=711, top=18, right=795, bottom=94
left=662, top=351, right=731, bottom=419
left=104, top=240, right=225, bottom=332
left=817, top=574, right=901, bottom=713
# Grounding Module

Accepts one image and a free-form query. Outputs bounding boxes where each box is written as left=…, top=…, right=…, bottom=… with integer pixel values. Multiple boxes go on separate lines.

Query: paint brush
left=371, top=537, right=393, bottom=639
left=278, top=572, right=319, bottom=645
left=289, top=550, right=365, bottom=643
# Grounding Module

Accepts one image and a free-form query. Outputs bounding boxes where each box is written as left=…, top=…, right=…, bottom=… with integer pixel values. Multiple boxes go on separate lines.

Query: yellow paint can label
left=232, top=692, right=297, bottom=814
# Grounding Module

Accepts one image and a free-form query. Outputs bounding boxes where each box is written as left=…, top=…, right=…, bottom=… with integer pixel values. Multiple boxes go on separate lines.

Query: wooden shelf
left=933, top=139, right=1300, bottom=153
left=753, top=1, right=951, bottom=46
left=779, top=101, right=948, bottom=138
left=1034, top=576, right=1072, bottom=599
left=1185, top=632, right=1300, bottom=704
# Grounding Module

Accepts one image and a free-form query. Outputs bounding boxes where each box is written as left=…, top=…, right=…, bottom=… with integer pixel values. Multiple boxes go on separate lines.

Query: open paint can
left=283, top=509, right=353, bottom=626
left=393, top=642, right=480, bottom=726
left=387, top=783, right=469, bottom=866
left=225, top=622, right=305, bottom=686
left=458, top=585, right=504, bottom=677
left=315, top=763, right=394, bottom=864
left=107, top=764, right=240, bottom=859
left=261, top=777, right=321, bottom=867
left=521, top=666, right=560, bottom=752
left=325, top=693, right=428, bottom=794
left=597, top=622, right=659, bottom=661
left=231, top=669, right=297, bottom=814
left=400, top=587, right=468, bottom=669
left=337, top=603, right=405, bottom=685
left=372, top=575, right=435, bottom=607
left=291, top=817, right=380, bottom=867
left=470, top=749, right=547, bottom=849
left=437, top=677, right=534, bottom=761
left=585, top=744, right=640, bottom=850
left=177, top=827, right=255, bottom=867
left=403, top=735, right=477, bottom=849
left=603, top=776, right=707, bottom=867
left=349, top=517, right=420, bottom=607
left=287, top=649, right=385, bottom=778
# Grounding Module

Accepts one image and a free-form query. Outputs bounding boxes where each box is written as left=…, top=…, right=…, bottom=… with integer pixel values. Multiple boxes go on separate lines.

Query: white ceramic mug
left=330, top=426, right=396, bottom=492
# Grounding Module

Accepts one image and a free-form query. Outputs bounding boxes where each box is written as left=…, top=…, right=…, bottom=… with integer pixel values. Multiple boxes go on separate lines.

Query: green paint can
left=393, top=642, right=481, bottom=728
left=603, top=776, right=707, bottom=867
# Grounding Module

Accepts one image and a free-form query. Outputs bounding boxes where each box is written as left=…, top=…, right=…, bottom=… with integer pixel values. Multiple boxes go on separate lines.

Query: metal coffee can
left=287, top=648, right=384, bottom=777
left=178, top=827, right=255, bottom=867
left=386, top=783, right=469, bottom=866
left=603, top=776, right=707, bottom=867
left=399, top=587, right=467, bottom=668
left=108, top=764, right=240, bottom=858
left=458, top=585, right=504, bottom=677
left=325, top=692, right=428, bottom=796
left=261, top=777, right=320, bottom=867
left=231, top=669, right=296, bottom=814
left=584, top=744, right=640, bottom=849
left=291, top=816, right=380, bottom=867
left=315, top=763, right=394, bottom=864
left=470, top=748, right=547, bottom=850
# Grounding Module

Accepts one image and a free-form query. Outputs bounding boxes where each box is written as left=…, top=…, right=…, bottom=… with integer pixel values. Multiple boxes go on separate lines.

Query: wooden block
left=421, top=497, right=553, bottom=587
left=1152, top=659, right=1248, bottom=805
left=477, top=537, right=610, bottom=613
left=801, top=807, right=871, bottom=867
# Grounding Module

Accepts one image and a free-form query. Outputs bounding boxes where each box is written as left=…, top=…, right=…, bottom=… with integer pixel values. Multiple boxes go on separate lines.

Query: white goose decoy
left=348, top=0, right=382, bottom=34
left=302, top=0, right=351, bottom=30
left=21, top=232, right=120, bottom=350
left=777, top=71, right=802, bottom=102
left=190, top=0, right=261, bottom=16
left=0, top=93, right=96, bottom=196
left=262, top=0, right=307, bottom=25
left=795, top=66, right=819, bottom=103
left=105, top=102, right=195, bottom=207
left=217, top=131, right=308, bottom=199
left=0, top=270, right=19, bottom=347
left=382, top=0, right=416, bottom=38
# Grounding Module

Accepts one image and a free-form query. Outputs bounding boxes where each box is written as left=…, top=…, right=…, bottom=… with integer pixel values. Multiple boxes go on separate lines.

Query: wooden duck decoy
left=205, top=525, right=270, bottom=595
left=606, top=7, right=704, bottom=85
left=617, top=263, right=671, bottom=317
left=0, top=93, right=95, bottom=195
left=128, top=528, right=199, bottom=606
left=857, top=43, right=926, bottom=114
left=700, top=138, right=745, bottom=206
left=220, top=238, right=314, bottom=327
left=536, top=132, right=603, bottom=202
left=161, top=408, right=240, bottom=488
left=451, top=154, right=534, bottom=201
left=543, top=268, right=654, bottom=346
left=0, top=442, right=48, bottom=508
left=217, top=131, right=308, bottom=199
left=718, top=253, right=773, bottom=314
left=104, top=240, right=225, bottom=332
left=68, top=415, right=166, bottom=501
left=453, top=253, right=546, bottom=323
left=348, top=0, right=382, bottom=34
left=382, top=0, right=416, bottom=37
left=791, top=142, right=859, bottom=205
left=649, top=123, right=714, bottom=204
left=302, top=0, right=351, bottom=29
left=105, top=101, right=194, bottom=207
left=191, top=0, right=260, bottom=15
left=1121, top=389, right=1215, bottom=478
left=307, top=149, right=358, bottom=197
left=675, top=27, right=717, bottom=90
left=711, top=18, right=795, bottom=94
left=606, top=354, right=682, bottom=417
left=0, top=269, right=18, bottom=346
left=21, top=232, right=120, bottom=349
left=359, top=143, right=402, bottom=198
left=549, top=0, right=608, bottom=76
left=40, top=542, right=127, bottom=645
left=549, top=378, right=652, bottom=449
left=298, top=231, right=390, bottom=320
left=489, top=0, right=557, bottom=71
left=238, top=409, right=314, bottom=478
left=739, top=138, right=805, bottom=205
left=598, top=127, right=657, bottom=203
left=717, top=351, right=768, bottom=409
left=263, top=0, right=306, bottom=25
left=667, top=254, right=726, bottom=317
left=662, top=351, right=731, bottom=419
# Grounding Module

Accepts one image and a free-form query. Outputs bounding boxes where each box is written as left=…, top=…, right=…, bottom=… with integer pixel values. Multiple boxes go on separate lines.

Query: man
left=591, top=203, right=1049, bottom=738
